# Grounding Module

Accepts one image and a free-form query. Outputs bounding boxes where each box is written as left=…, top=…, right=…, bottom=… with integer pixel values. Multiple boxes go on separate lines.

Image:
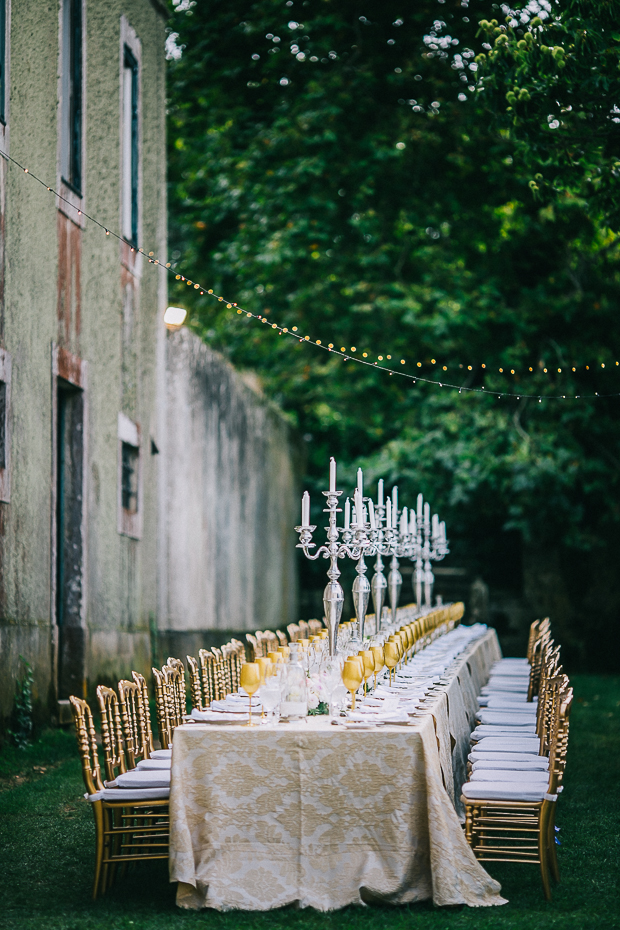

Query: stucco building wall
left=0, top=0, right=302, bottom=728
left=160, top=329, right=301, bottom=658
left=0, top=0, right=168, bottom=720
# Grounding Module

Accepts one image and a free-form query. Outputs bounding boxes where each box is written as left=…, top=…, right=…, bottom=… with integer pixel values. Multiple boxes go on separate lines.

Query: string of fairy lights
left=4, top=147, right=620, bottom=404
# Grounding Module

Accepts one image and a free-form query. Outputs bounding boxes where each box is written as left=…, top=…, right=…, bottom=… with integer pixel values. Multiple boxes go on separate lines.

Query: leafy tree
left=474, top=0, right=620, bottom=228
left=167, top=0, right=620, bottom=670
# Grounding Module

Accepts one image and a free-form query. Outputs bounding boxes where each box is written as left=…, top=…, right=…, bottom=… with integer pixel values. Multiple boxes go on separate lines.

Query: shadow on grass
left=0, top=674, right=618, bottom=930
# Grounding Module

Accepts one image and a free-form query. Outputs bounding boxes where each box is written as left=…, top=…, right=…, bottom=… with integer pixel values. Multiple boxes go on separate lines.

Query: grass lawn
left=0, top=673, right=618, bottom=930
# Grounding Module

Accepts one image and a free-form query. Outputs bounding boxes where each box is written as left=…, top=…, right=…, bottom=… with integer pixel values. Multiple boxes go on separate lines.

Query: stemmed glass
left=371, top=645, right=385, bottom=689
left=239, top=663, right=261, bottom=726
left=360, top=649, right=375, bottom=694
left=260, top=665, right=281, bottom=725
left=342, top=659, right=364, bottom=712
left=383, top=642, right=399, bottom=686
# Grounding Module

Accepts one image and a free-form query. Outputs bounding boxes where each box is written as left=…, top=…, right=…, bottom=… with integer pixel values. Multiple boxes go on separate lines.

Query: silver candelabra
left=295, top=460, right=450, bottom=653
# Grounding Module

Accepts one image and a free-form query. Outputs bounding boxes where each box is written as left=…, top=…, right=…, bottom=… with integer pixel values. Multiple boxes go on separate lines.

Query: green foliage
left=0, top=675, right=619, bottom=926
left=475, top=1, right=620, bottom=228
left=8, top=656, right=34, bottom=750
left=307, top=701, right=329, bottom=716
left=167, top=1, right=620, bottom=667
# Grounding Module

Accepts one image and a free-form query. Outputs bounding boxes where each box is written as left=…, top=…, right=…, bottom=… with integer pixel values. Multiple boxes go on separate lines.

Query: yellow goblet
left=360, top=649, right=375, bottom=694
left=342, top=659, right=364, bottom=712
left=384, top=642, right=399, bottom=686
left=239, top=662, right=261, bottom=726
left=371, top=645, right=385, bottom=688
left=256, top=656, right=271, bottom=684
left=398, top=628, right=408, bottom=664
left=387, top=635, right=403, bottom=669
left=347, top=655, right=365, bottom=678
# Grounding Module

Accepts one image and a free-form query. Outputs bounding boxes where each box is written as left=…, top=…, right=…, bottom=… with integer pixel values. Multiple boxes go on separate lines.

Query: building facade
left=0, top=0, right=168, bottom=722
left=0, top=0, right=302, bottom=731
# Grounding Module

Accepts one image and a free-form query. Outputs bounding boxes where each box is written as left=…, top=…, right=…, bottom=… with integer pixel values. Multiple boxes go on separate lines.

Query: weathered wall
left=0, top=0, right=167, bottom=724
left=161, top=328, right=301, bottom=647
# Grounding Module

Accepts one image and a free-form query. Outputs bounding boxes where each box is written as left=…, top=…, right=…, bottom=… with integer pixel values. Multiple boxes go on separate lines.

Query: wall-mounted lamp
left=164, top=306, right=187, bottom=329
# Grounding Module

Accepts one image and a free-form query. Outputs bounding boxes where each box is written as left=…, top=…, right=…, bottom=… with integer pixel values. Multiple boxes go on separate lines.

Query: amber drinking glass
left=384, top=642, right=399, bottom=685
left=342, top=659, right=364, bottom=711
left=371, top=645, right=385, bottom=688
left=239, top=662, right=261, bottom=726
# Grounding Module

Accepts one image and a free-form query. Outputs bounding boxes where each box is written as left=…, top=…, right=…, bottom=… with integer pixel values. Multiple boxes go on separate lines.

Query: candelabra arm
left=388, top=555, right=403, bottom=626
left=352, top=552, right=371, bottom=643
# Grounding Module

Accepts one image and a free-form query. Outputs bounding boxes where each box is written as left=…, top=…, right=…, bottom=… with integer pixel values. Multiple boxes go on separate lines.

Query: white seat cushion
left=474, top=736, right=541, bottom=754
left=469, top=750, right=547, bottom=764
left=472, top=758, right=549, bottom=772
left=150, top=749, right=172, bottom=759
left=137, top=758, right=172, bottom=770
left=462, top=781, right=547, bottom=802
left=88, top=786, right=170, bottom=802
left=478, top=711, right=537, bottom=726
left=471, top=726, right=537, bottom=740
left=112, top=770, right=171, bottom=789
left=493, top=658, right=529, bottom=667
left=470, top=768, right=549, bottom=783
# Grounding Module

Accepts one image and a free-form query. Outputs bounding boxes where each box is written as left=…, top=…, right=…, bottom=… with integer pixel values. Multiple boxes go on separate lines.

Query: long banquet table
left=169, top=627, right=507, bottom=910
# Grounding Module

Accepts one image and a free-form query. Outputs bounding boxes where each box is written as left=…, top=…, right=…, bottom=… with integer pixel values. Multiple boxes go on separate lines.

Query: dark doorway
left=56, top=379, right=85, bottom=699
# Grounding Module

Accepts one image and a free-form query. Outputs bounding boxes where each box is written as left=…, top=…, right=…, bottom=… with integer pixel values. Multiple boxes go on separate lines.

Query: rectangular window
left=121, top=441, right=139, bottom=514
left=0, top=0, right=6, bottom=125
left=0, top=348, right=11, bottom=502
left=118, top=412, right=141, bottom=538
left=122, top=45, right=139, bottom=245
left=0, top=380, right=6, bottom=469
left=61, top=0, right=83, bottom=194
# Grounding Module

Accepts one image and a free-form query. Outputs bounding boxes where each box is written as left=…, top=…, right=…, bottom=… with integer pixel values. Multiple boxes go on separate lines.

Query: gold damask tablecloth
left=169, top=629, right=506, bottom=911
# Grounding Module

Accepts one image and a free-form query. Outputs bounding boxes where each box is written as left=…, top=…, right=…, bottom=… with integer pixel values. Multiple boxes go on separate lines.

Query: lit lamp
left=164, top=306, right=187, bottom=330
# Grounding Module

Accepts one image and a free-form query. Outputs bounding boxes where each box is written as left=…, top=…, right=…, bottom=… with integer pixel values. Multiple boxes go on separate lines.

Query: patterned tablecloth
left=169, top=628, right=506, bottom=911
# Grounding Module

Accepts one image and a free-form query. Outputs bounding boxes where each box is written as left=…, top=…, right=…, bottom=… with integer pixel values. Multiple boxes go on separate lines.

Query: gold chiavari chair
left=151, top=667, right=173, bottom=750
left=221, top=643, right=236, bottom=695
left=211, top=647, right=228, bottom=698
left=287, top=623, right=301, bottom=642
left=163, top=663, right=187, bottom=726
left=229, top=639, right=246, bottom=691
left=298, top=619, right=310, bottom=639
left=96, top=685, right=129, bottom=780
left=131, top=671, right=157, bottom=757
left=186, top=655, right=205, bottom=712
left=117, top=679, right=149, bottom=769
left=70, top=695, right=169, bottom=899
left=246, top=632, right=262, bottom=660
left=307, top=619, right=323, bottom=636
left=463, top=681, right=572, bottom=900
left=276, top=630, right=288, bottom=648
left=199, top=648, right=217, bottom=705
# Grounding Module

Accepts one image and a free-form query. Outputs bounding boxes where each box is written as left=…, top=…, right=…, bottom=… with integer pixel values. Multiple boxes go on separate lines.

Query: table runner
left=169, top=628, right=506, bottom=910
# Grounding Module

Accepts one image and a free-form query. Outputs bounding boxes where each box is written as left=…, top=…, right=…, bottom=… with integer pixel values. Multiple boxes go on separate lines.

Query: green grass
left=0, top=674, right=618, bottom=930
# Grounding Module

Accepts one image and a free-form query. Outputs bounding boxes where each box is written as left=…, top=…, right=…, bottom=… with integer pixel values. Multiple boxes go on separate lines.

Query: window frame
left=0, top=0, right=11, bottom=150
left=60, top=0, right=84, bottom=196
left=57, top=0, right=86, bottom=226
left=118, top=412, right=142, bottom=539
left=120, top=17, right=142, bottom=254
left=0, top=347, right=11, bottom=502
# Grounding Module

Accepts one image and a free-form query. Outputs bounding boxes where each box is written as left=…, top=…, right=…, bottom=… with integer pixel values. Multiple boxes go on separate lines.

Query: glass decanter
left=280, top=642, right=308, bottom=720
